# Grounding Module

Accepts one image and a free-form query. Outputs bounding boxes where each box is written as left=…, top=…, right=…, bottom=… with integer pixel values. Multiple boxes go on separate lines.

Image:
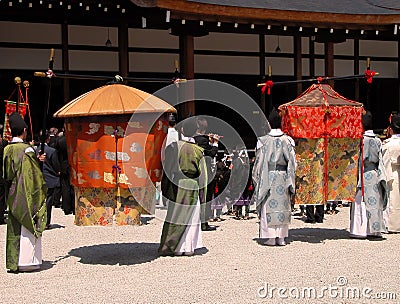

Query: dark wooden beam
left=398, top=38, right=400, bottom=112
left=309, top=36, right=315, bottom=78
left=179, top=34, right=195, bottom=118
left=354, top=39, right=360, bottom=102
left=259, top=34, right=266, bottom=114
left=325, top=41, right=334, bottom=88
left=294, top=35, right=302, bottom=95
left=118, top=22, right=129, bottom=78
left=61, top=21, right=70, bottom=104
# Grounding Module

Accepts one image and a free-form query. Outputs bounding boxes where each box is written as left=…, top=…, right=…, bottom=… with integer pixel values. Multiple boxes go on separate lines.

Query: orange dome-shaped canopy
left=53, top=83, right=176, bottom=118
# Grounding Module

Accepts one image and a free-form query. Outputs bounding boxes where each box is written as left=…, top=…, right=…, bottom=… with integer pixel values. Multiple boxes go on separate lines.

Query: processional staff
left=38, top=48, right=55, bottom=156
left=257, top=66, right=379, bottom=91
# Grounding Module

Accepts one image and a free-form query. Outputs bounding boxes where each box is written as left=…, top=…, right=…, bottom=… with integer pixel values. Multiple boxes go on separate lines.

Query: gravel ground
left=1, top=204, right=399, bottom=304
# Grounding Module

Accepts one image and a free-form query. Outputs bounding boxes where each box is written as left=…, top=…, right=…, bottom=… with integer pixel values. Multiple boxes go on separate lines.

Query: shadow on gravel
left=67, top=242, right=159, bottom=265
left=140, top=216, right=155, bottom=225
left=287, top=227, right=350, bottom=244
left=46, top=224, right=65, bottom=230
left=41, top=260, right=56, bottom=270
left=253, top=228, right=350, bottom=245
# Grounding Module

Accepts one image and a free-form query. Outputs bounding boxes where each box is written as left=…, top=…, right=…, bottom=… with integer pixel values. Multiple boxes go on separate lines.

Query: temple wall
left=0, top=21, right=397, bottom=77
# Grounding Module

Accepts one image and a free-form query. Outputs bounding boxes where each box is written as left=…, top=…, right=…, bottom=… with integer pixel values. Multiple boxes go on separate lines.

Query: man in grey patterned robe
left=350, top=111, right=388, bottom=238
left=252, top=108, right=297, bottom=246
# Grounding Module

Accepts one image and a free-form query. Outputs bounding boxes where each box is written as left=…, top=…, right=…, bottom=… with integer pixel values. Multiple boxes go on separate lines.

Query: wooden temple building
left=1, top=0, right=400, bottom=144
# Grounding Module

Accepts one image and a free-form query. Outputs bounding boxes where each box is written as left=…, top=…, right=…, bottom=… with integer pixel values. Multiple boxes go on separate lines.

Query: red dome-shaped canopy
left=278, top=83, right=364, bottom=139
left=279, top=83, right=364, bottom=108
left=53, top=83, right=176, bottom=118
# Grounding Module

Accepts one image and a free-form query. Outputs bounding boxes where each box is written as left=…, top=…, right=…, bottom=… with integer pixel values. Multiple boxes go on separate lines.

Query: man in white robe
left=382, top=113, right=400, bottom=232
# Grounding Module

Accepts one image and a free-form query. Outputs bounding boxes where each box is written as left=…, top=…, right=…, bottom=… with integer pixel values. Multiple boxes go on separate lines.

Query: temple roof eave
left=131, top=0, right=400, bottom=28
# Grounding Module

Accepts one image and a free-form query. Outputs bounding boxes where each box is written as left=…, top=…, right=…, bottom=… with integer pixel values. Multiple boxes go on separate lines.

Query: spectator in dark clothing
left=37, top=132, right=61, bottom=229
left=230, top=147, right=250, bottom=220
left=193, top=117, right=219, bottom=231
left=54, top=132, right=74, bottom=215
left=48, top=127, right=58, bottom=148
left=210, top=160, right=230, bottom=222
left=305, top=205, right=324, bottom=223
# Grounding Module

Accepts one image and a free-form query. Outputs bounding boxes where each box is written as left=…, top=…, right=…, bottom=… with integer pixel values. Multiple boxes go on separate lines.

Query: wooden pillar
left=325, top=41, right=334, bottom=88
left=179, top=34, right=195, bottom=118
left=294, top=35, right=302, bottom=95
left=398, top=38, right=400, bottom=111
left=309, top=36, right=315, bottom=78
left=118, top=23, right=129, bottom=79
left=354, top=39, right=360, bottom=102
left=259, top=34, right=266, bottom=114
left=61, top=21, right=70, bottom=104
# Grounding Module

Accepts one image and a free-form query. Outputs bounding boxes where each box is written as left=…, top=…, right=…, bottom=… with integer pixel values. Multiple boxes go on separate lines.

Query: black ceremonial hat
left=268, top=107, right=282, bottom=129
left=362, top=111, right=373, bottom=130
left=390, top=113, right=400, bottom=131
left=168, top=113, right=176, bottom=126
left=9, top=112, right=28, bottom=137
left=182, top=117, right=197, bottom=137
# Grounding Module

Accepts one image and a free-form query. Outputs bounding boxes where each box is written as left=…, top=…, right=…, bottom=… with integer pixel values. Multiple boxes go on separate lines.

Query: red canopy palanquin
left=278, top=83, right=365, bottom=205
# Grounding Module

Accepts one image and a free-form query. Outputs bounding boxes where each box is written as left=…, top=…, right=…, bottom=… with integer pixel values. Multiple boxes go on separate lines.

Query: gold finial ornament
left=50, top=48, right=55, bottom=61
left=14, top=77, right=22, bottom=84
left=23, top=80, right=30, bottom=88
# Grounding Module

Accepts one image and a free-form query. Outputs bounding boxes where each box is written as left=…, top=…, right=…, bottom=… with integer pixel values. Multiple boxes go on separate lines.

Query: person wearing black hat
left=252, top=108, right=296, bottom=246
left=38, top=130, right=61, bottom=230
left=159, top=117, right=207, bottom=256
left=53, top=130, right=74, bottom=215
left=350, top=111, right=388, bottom=239
left=3, top=112, right=47, bottom=272
left=193, top=116, right=219, bottom=231
left=160, top=113, right=181, bottom=208
left=165, top=113, right=180, bottom=147
left=382, top=112, right=400, bottom=232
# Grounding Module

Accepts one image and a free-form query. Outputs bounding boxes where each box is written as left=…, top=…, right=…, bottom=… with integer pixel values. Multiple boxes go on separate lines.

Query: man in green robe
left=4, top=112, right=47, bottom=272
left=159, top=117, right=207, bottom=256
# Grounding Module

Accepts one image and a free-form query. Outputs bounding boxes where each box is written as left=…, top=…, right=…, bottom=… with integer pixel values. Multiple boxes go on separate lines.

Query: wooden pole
left=294, top=35, right=302, bottom=95
left=118, top=23, right=129, bottom=79
left=62, top=21, right=70, bottom=104
left=40, top=48, right=55, bottom=155
left=179, top=34, right=195, bottom=118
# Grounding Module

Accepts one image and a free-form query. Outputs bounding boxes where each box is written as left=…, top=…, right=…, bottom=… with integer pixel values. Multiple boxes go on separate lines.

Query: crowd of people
left=158, top=110, right=400, bottom=256
left=2, top=108, right=400, bottom=270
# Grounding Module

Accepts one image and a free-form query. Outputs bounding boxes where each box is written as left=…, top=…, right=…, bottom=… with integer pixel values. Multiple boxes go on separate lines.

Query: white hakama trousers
left=176, top=198, right=203, bottom=253
left=383, top=203, right=390, bottom=231
left=350, top=190, right=381, bottom=237
left=259, top=201, right=289, bottom=239
left=386, top=177, right=400, bottom=232
left=18, top=225, right=42, bottom=271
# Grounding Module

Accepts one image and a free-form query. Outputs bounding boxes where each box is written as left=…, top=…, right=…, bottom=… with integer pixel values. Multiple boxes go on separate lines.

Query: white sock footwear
left=276, top=238, right=286, bottom=246
left=264, top=238, right=276, bottom=246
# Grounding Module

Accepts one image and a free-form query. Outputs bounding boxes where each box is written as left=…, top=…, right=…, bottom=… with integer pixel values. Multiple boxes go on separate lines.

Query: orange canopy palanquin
left=54, top=83, right=176, bottom=226
left=278, top=83, right=365, bottom=205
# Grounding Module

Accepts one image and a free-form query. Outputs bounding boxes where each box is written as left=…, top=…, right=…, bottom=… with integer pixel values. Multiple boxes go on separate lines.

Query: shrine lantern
left=54, top=83, right=176, bottom=226
left=278, top=83, right=364, bottom=205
